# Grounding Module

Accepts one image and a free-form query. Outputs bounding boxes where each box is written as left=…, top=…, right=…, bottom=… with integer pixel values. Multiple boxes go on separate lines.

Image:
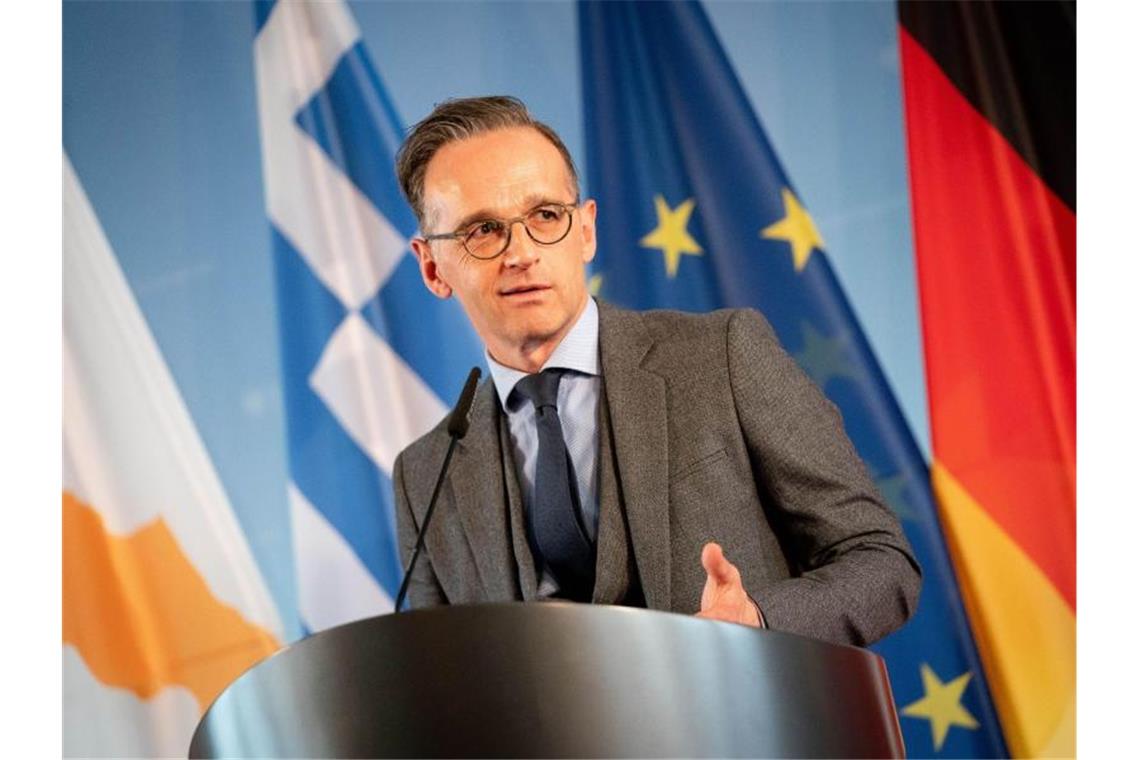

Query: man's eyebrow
left=449, top=195, right=568, bottom=232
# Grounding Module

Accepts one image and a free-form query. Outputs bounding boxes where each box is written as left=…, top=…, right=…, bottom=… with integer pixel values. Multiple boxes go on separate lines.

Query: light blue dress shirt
left=486, top=297, right=601, bottom=598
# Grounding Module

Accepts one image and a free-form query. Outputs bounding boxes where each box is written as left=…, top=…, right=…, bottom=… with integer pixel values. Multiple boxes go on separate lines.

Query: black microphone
left=394, top=366, right=481, bottom=612
left=447, top=366, right=481, bottom=438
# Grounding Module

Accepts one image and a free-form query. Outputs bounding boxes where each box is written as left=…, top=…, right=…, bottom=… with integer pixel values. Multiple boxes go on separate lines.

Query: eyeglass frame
left=418, top=199, right=582, bottom=260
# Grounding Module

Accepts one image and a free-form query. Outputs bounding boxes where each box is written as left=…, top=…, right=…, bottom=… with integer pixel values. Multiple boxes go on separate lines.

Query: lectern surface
left=190, top=603, right=904, bottom=758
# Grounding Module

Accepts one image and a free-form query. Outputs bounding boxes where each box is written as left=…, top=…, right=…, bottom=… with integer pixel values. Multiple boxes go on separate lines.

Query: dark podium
left=190, top=603, right=904, bottom=758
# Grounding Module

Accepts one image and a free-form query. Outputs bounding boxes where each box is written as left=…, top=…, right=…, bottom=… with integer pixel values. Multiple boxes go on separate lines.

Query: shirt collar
left=486, top=296, right=600, bottom=409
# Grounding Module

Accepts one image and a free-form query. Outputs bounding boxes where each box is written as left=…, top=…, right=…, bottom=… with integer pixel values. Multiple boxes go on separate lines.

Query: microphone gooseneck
left=394, top=367, right=482, bottom=612
left=447, top=366, right=481, bottom=439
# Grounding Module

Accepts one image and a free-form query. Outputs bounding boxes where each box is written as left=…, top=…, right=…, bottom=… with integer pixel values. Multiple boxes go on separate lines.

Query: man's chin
left=501, top=317, right=566, bottom=350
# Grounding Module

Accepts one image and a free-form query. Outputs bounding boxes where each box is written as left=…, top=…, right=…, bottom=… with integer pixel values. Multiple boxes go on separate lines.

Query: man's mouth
left=499, top=284, right=551, bottom=296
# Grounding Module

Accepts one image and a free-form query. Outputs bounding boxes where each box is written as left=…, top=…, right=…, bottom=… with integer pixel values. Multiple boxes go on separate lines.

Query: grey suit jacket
left=393, top=301, right=921, bottom=646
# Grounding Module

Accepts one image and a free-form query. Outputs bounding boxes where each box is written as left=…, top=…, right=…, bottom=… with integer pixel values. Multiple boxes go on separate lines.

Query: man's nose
left=500, top=220, right=539, bottom=268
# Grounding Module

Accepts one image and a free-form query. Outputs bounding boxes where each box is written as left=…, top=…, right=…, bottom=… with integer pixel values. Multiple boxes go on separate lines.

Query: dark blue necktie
left=514, top=369, right=595, bottom=601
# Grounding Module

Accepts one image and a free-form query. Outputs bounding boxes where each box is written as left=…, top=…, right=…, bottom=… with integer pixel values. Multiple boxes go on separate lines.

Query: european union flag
left=579, top=2, right=1008, bottom=755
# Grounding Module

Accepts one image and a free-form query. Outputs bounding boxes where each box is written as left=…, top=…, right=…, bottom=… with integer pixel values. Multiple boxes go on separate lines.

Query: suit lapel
left=597, top=302, right=671, bottom=609
left=591, top=383, right=629, bottom=605
left=499, top=408, right=539, bottom=600
left=446, top=381, right=520, bottom=601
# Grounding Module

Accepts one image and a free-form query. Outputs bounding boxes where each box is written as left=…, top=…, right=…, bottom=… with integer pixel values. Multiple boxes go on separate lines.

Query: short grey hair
left=395, top=95, right=580, bottom=231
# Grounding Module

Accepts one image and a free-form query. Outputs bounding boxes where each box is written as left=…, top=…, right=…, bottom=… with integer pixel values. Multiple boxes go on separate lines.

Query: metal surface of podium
left=190, top=603, right=904, bottom=758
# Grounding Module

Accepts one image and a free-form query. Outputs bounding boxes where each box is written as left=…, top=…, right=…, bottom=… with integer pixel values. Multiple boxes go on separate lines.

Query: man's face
left=410, top=127, right=597, bottom=368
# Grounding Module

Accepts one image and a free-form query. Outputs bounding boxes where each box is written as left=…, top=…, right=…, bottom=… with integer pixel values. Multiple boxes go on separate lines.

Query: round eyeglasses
left=421, top=201, right=578, bottom=260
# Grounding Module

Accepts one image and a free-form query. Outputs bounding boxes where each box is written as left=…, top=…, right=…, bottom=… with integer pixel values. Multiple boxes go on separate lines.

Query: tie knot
left=514, top=368, right=565, bottom=410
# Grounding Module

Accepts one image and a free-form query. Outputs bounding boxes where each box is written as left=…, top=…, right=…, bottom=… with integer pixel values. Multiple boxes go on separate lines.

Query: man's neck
left=489, top=297, right=590, bottom=373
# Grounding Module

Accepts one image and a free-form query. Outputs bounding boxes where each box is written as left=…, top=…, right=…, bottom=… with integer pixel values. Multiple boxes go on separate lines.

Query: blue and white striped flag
left=251, top=0, right=484, bottom=634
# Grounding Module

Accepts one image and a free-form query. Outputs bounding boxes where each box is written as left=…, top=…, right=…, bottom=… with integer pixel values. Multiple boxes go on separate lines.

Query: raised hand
left=695, top=542, right=762, bottom=627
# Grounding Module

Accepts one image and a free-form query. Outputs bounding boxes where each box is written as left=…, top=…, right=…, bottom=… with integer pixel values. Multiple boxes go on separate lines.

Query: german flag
left=898, top=2, right=1075, bottom=755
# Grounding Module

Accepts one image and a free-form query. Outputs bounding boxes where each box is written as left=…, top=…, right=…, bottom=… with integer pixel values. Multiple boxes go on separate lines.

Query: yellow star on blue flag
left=874, top=471, right=918, bottom=523
left=761, top=188, right=824, bottom=272
left=793, top=322, right=858, bottom=389
left=902, top=664, right=980, bottom=751
left=640, top=194, right=703, bottom=278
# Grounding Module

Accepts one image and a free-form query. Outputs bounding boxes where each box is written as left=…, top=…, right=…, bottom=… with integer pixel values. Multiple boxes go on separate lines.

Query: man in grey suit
left=392, top=96, right=920, bottom=646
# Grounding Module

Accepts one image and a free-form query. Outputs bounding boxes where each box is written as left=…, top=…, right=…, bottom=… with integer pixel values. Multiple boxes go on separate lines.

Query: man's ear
left=579, top=199, right=598, bottom=264
left=411, top=238, right=453, bottom=299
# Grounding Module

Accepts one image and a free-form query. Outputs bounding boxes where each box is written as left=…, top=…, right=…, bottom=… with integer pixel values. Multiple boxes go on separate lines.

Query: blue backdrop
left=63, top=0, right=927, bottom=672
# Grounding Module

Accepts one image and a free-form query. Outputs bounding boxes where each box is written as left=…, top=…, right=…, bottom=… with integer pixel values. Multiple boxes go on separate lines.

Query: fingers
left=697, top=543, right=761, bottom=628
left=701, top=541, right=739, bottom=585
left=700, top=542, right=723, bottom=575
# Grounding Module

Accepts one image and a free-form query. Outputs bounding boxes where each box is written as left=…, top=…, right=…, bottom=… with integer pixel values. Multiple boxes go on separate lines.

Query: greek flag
left=252, top=0, right=484, bottom=633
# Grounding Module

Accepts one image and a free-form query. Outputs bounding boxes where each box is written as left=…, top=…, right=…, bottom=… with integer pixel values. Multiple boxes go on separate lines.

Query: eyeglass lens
left=463, top=205, right=573, bottom=259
